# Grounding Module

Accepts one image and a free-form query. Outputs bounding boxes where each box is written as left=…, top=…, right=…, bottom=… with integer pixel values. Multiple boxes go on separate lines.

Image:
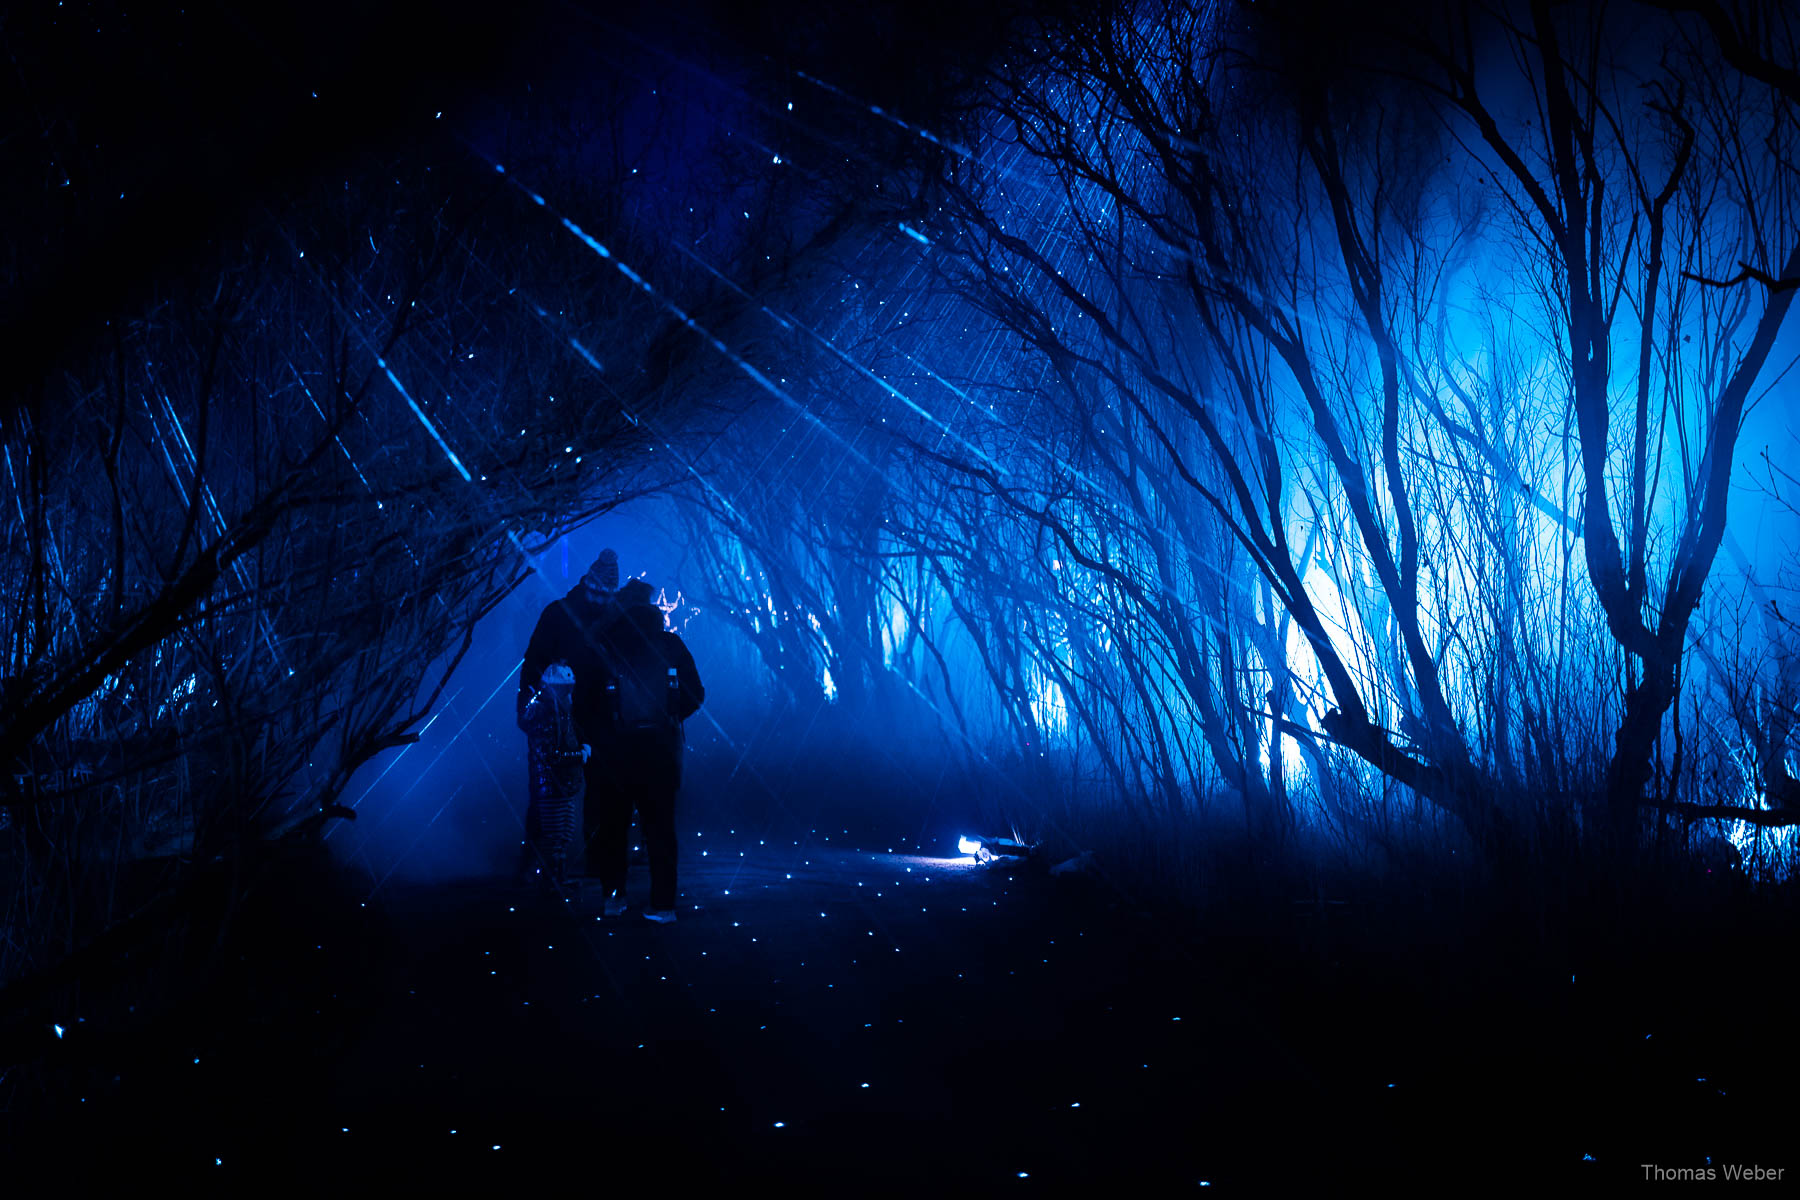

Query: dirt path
left=10, top=815, right=1788, bottom=1190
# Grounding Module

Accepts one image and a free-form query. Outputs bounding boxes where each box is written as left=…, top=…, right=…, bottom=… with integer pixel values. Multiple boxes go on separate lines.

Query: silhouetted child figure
left=516, top=660, right=591, bottom=887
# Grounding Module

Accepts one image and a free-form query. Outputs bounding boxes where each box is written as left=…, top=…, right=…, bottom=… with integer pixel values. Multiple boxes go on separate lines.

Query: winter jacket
left=516, top=680, right=586, bottom=816
left=521, top=587, right=625, bottom=736
left=593, top=602, right=705, bottom=755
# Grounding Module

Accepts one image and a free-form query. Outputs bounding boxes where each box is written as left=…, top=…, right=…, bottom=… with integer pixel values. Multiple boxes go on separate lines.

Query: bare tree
left=879, top=0, right=1800, bottom=870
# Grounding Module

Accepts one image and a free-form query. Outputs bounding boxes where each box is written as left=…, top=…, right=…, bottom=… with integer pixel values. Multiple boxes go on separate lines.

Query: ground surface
left=4, top=812, right=1790, bottom=1191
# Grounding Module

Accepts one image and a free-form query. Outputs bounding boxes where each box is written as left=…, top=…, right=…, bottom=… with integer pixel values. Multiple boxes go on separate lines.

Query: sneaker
left=642, top=908, right=677, bottom=924
left=604, top=894, right=628, bottom=918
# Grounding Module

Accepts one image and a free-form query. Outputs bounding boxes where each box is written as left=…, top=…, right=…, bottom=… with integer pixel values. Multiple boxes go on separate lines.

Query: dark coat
left=521, top=586, right=625, bottom=738
left=515, top=680, right=585, bottom=823
left=595, top=601, right=706, bottom=734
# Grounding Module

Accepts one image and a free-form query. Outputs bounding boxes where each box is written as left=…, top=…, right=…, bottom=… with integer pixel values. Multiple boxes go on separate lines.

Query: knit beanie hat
left=585, top=548, right=620, bottom=592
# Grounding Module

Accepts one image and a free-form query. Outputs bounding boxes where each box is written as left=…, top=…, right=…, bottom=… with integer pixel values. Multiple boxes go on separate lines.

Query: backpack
left=602, top=617, right=679, bottom=732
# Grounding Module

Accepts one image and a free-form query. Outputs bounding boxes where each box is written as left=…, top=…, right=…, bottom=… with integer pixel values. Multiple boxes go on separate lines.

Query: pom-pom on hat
left=585, top=548, right=620, bottom=592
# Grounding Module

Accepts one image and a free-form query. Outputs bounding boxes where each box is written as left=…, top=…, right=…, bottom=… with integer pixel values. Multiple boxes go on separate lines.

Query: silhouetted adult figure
left=521, top=548, right=625, bottom=878
left=592, top=577, right=704, bottom=921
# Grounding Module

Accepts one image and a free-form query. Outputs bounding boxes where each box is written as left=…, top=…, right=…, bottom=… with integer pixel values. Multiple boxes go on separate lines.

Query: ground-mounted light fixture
left=956, top=835, right=1033, bottom=864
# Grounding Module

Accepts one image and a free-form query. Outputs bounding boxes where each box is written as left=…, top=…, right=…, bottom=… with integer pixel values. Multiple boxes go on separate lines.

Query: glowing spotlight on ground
left=956, top=834, right=1033, bottom=865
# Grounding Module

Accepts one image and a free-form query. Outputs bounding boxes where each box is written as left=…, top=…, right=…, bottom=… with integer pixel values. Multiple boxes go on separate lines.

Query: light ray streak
left=664, top=237, right=1036, bottom=497
left=364, top=783, right=465, bottom=900
left=671, top=242, right=793, bottom=330
left=794, top=69, right=975, bottom=160
left=1, top=436, right=68, bottom=595
left=797, top=313, right=1004, bottom=474
left=292, top=330, right=427, bottom=574
left=479, top=151, right=897, bottom=491
left=430, top=222, right=759, bottom=608
left=325, top=704, right=456, bottom=842
left=566, top=334, right=606, bottom=374
left=376, top=358, right=473, bottom=483
left=138, top=373, right=288, bottom=672
left=891, top=347, right=1004, bottom=425
left=331, top=662, right=518, bottom=852
left=275, top=234, right=484, bottom=535
left=460, top=231, right=753, bottom=530
left=290, top=362, right=376, bottom=495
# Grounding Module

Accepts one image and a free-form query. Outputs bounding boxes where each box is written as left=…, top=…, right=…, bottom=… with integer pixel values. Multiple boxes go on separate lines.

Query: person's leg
left=584, top=746, right=629, bottom=897
left=549, top=786, right=581, bottom=884
left=640, top=745, right=681, bottom=912
left=564, top=784, right=585, bottom=884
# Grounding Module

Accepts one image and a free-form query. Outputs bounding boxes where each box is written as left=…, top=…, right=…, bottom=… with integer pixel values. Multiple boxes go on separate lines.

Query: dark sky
left=0, top=0, right=1018, bottom=401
